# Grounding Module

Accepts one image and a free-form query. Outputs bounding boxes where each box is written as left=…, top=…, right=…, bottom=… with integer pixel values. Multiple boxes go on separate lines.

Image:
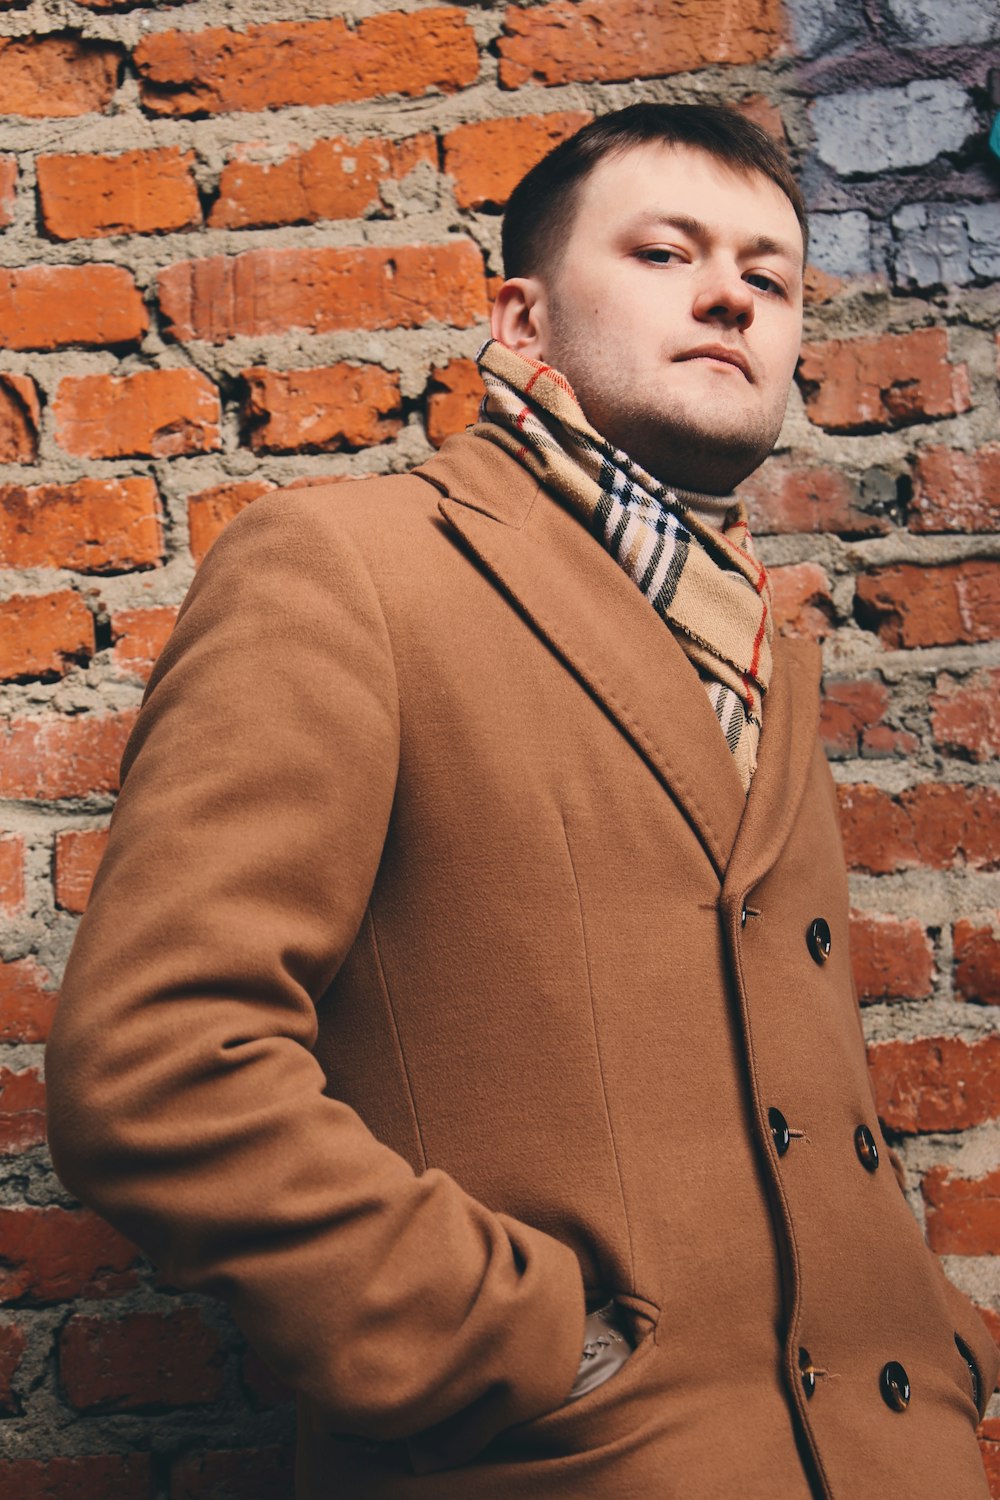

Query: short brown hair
left=502, top=103, right=808, bottom=280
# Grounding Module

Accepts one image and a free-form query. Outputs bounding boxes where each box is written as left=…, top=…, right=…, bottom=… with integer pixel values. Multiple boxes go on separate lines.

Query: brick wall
left=0, top=0, right=997, bottom=1494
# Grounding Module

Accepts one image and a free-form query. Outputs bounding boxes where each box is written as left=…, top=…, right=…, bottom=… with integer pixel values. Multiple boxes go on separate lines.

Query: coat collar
left=416, top=433, right=820, bottom=886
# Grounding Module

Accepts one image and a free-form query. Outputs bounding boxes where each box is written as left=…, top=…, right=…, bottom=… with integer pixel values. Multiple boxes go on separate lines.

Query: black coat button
left=769, top=1107, right=790, bottom=1157
left=798, top=1347, right=816, bottom=1399
left=807, top=917, right=832, bottom=964
left=855, top=1124, right=879, bottom=1172
left=880, top=1361, right=910, bottom=1411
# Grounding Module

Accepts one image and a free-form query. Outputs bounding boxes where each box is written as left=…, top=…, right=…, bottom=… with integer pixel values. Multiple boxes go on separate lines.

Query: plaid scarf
left=472, top=338, right=773, bottom=792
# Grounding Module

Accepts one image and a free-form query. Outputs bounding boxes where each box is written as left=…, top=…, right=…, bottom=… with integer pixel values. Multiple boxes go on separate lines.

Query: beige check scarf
left=472, top=338, right=773, bottom=792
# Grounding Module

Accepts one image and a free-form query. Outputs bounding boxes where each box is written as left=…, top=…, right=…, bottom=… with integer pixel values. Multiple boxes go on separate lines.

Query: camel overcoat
left=46, top=433, right=998, bottom=1499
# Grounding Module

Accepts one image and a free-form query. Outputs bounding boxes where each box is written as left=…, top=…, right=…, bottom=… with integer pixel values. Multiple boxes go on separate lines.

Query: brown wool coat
left=46, top=434, right=998, bottom=1499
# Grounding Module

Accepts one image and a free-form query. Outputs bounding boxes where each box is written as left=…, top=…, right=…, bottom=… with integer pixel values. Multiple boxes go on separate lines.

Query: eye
left=634, top=247, right=682, bottom=266
left=745, top=270, right=786, bottom=296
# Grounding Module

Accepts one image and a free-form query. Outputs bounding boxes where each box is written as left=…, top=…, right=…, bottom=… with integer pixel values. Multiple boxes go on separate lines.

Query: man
left=45, top=105, right=997, bottom=1499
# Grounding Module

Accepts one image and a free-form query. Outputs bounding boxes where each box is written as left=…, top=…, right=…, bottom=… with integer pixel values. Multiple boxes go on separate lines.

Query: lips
left=678, top=344, right=751, bottom=379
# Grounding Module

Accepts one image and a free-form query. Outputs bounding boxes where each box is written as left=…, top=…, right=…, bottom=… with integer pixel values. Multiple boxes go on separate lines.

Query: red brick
left=443, top=111, right=591, bottom=209
left=0, top=155, right=16, bottom=227
left=820, top=679, right=888, bottom=758
left=743, top=460, right=888, bottom=537
left=211, top=134, right=436, bottom=231
left=0, top=264, right=146, bottom=350
left=158, top=242, right=486, bottom=344
left=855, top=562, right=999, bottom=650
left=0, top=373, right=39, bottom=461
left=0, top=1455, right=152, bottom=1500
left=54, top=827, right=110, bottom=913
left=735, top=93, right=786, bottom=140
left=0, top=478, right=163, bottom=571
left=0, top=710, right=137, bottom=801
left=981, top=1427, right=1000, bottom=1496
left=0, top=1067, right=45, bottom=1155
left=241, top=1346, right=293, bottom=1409
left=931, top=670, right=1000, bottom=762
left=797, top=329, right=971, bottom=433
left=0, top=1319, right=26, bottom=1413
left=60, top=1307, right=225, bottom=1410
left=0, top=36, right=121, bottom=118
left=0, top=1206, right=140, bottom=1303
left=498, top=0, right=782, bottom=88
left=243, top=365, right=401, bottom=454
left=187, top=480, right=274, bottom=567
left=170, top=1446, right=294, bottom=1500
left=837, top=782, right=999, bottom=874
left=922, top=1165, right=1000, bottom=1255
left=849, top=910, right=934, bottom=1002
left=770, top=562, right=833, bottom=641
left=0, top=956, right=57, bottom=1042
left=426, top=358, right=483, bottom=447
left=910, top=445, right=1000, bottom=533
left=0, top=591, right=94, bottom=682
left=136, top=10, right=477, bottom=116
left=0, top=834, right=24, bottom=913
left=54, top=370, right=220, bottom=460
left=954, top=918, right=1000, bottom=1006
left=111, top=606, right=178, bottom=683
left=37, top=147, right=200, bottom=240
left=867, top=1035, right=1000, bottom=1133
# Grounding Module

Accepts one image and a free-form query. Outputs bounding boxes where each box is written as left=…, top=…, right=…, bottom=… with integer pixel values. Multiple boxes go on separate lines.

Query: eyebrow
left=625, top=210, right=803, bottom=270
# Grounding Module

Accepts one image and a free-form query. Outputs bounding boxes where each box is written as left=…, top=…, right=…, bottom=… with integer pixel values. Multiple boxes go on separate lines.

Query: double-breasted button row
left=797, top=1351, right=912, bottom=1410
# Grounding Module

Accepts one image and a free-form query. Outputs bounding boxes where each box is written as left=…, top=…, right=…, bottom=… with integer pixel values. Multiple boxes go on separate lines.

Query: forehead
left=571, top=142, right=803, bottom=259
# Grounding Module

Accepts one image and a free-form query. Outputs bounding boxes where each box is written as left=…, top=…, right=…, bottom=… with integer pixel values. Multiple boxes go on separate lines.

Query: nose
left=692, top=262, right=755, bottom=330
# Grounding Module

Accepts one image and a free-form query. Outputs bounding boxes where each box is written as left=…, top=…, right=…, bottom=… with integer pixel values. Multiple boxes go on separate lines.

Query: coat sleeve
left=44, top=486, right=586, bottom=1468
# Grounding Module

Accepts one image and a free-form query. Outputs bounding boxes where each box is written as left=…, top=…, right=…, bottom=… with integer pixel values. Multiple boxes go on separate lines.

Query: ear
left=490, top=277, right=550, bottom=359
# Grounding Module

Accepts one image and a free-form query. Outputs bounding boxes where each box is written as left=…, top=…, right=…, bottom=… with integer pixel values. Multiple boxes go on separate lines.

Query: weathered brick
left=136, top=10, right=478, bottom=116
left=187, top=480, right=274, bottom=567
left=770, top=562, right=834, bottom=641
left=426, top=358, right=483, bottom=447
left=54, top=827, right=110, bottom=914
left=855, top=561, right=999, bottom=649
left=910, top=445, right=1000, bottom=533
left=786, top=0, right=866, bottom=58
left=931, top=670, right=1000, bottom=762
left=37, top=147, right=201, bottom=240
left=0, top=710, right=137, bottom=801
left=159, top=243, right=486, bottom=344
left=0, top=264, right=147, bottom=350
left=953, top=918, right=1000, bottom=1006
left=812, top=80, right=975, bottom=176
left=0, top=834, right=24, bottom=913
left=0, top=1455, right=152, bottom=1500
left=170, top=1445, right=294, bottom=1500
left=60, top=1307, right=225, bottom=1410
left=979, top=1422, right=1000, bottom=1493
left=819, top=679, right=920, bottom=760
left=891, top=202, right=1000, bottom=291
left=807, top=210, right=873, bottom=277
left=111, top=606, right=178, bottom=683
left=0, top=478, right=163, bottom=572
left=797, top=329, right=970, bottom=433
left=0, top=1319, right=26, bottom=1413
left=498, top=0, right=782, bottom=88
left=0, top=1067, right=45, bottom=1156
left=0, top=956, right=57, bottom=1042
left=0, top=154, right=16, bottom=227
left=242, top=365, right=401, bottom=454
left=837, top=782, right=999, bottom=874
left=883, top=0, right=1000, bottom=48
left=0, top=1206, right=140, bottom=1303
left=849, top=910, right=934, bottom=1001
left=210, top=134, right=436, bottom=231
left=0, top=372, right=39, bottom=461
left=734, top=93, right=786, bottom=141
left=867, top=1035, right=1000, bottom=1133
left=54, top=370, right=220, bottom=460
left=0, top=591, right=94, bottom=682
left=443, top=111, right=591, bottom=210
left=0, top=35, right=121, bottom=118
left=743, top=461, right=888, bottom=537
left=922, top=1165, right=1000, bottom=1255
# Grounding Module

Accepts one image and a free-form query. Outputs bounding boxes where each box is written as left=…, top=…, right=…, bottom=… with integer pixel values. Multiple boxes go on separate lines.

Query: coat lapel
left=417, top=434, right=747, bottom=881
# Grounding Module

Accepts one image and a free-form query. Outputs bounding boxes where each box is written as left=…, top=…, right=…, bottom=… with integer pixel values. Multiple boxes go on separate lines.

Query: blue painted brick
left=891, top=201, right=1000, bottom=287
left=808, top=212, right=874, bottom=275
left=813, top=80, right=975, bottom=175
left=884, top=0, right=1000, bottom=49
left=783, top=0, right=866, bottom=59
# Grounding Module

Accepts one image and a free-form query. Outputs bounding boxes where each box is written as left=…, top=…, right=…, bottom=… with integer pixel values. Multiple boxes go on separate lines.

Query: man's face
left=505, top=143, right=804, bottom=494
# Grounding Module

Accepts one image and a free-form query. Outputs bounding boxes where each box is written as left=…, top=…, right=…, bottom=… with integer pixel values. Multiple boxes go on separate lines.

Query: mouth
left=677, top=345, right=751, bottom=379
